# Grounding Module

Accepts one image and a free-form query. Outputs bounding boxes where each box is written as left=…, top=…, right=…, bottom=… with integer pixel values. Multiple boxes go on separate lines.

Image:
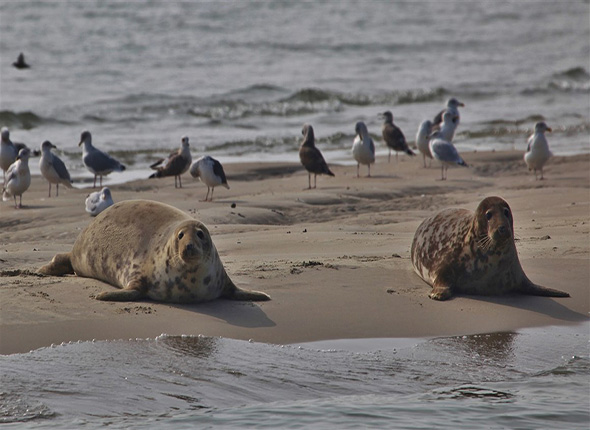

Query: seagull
left=12, top=52, right=30, bottom=69
left=298, top=124, right=334, bottom=189
left=85, top=187, right=114, bottom=216
left=524, top=121, right=553, bottom=180
left=39, top=140, right=73, bottom=197
left=429, top=112, right=467, bottom=180
left=79, top=130, right=126, bottom=188
left=380, top=111, right=415, bottom=162
left=149, top=136, right=192, bottom=188
left=433, top=97, right=465, bottom=133
left=2, top=148, right=31, bottom=208
left=415, top=119, right=433, bottom=167
left=190, top=156, right=230, bottom=201
left=352, top=121, right=375, bottom=177
left=0, top=127, right=18, bottom=182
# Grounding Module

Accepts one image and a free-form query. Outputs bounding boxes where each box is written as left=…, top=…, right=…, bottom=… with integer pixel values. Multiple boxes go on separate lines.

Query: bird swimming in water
left=298, top=124, right=334, bottom=189
left=12, top=52, right=30, bottom=69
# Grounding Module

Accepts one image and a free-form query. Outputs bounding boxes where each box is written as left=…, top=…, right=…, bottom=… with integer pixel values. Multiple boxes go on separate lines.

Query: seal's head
left=472, top=196, right=514, bottom=250
left=170, top=220, right=212, bottom=264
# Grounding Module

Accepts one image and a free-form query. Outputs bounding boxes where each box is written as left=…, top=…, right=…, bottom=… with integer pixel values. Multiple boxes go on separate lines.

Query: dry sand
left=1, top=150, right=588, bottom=354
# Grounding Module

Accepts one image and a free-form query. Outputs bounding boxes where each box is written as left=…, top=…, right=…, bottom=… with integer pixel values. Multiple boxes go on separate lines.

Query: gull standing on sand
left=190, top=156, right=230, bottom=202
left=524, top=121, right=553, bottom=180
left=415, top=119, right=433, bottom=167
left=352, top=121, right=375, bottom=177
left=0, top=127, right=18, bottom=182
left=85, top=187, right=114, bottom=216
left=39, top=140, right=73, bottom=197
left=2, top=148, right=31, bottom=208
left=149, top=135, right=192, bottom=188
left=79, top=130, right=126, bottom=188
left=299, top=124, right=334, bottom=189
left=380, top=111, right=415, bottom=162
left=429, top=112, right=467, bottom=180
left=433, top=98, right=465, bottom=134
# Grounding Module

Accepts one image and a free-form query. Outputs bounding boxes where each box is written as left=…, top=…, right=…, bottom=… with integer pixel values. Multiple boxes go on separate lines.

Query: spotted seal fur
left=39, top=200, right=270, bottom=303
left=410, top=196, right=569, bottom=300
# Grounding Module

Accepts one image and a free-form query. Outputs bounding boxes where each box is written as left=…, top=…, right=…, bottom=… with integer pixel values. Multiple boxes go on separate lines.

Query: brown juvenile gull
left=190, top=155, right=230, bottom=202
left=149, top=136, right=192, bottom=188
left=2, top=148, right=31, bottom=208
left=380, top=111, right=415, bottom=162
left=352, top=121, right=375, bottom=177
left=298, top=124, right=334, bottom=189
left=524, top=121, right=553, bottom=180
left=79, top=130, right=126, bottom=188
left=39, top=140, right=73, bottom=197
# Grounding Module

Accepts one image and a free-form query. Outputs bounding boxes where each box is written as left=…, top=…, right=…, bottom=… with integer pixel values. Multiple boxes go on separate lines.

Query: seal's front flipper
left=95, top=279, right=146, bottom=302
left=96, top=289, right=144, bottom=301
left=38, top=253, right=74, bottom=276
left=429, top=283, right=452, bottom=301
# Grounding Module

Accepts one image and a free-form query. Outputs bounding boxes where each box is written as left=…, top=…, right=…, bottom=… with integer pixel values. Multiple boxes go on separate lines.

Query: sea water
left=1, top=323, right=588, bottom=429
left=0, top=1, right=588, bottom=186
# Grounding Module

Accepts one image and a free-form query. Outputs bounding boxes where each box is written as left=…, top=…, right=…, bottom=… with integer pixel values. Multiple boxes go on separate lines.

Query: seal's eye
left=485, top=211, right=493, bottom=221
left=178, top=232, right=184, bottom=240
left=197, top=230, right=205, bottom=240
left=503, top=208, right=510, bottom=218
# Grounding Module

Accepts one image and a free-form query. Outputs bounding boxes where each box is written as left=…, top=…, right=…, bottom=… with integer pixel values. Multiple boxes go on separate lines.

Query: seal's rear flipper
left=521, top=280, right=570, bottom=298
left=228, top=288, right=271, bottom=301
left=38, top=253, right=74, bottom=276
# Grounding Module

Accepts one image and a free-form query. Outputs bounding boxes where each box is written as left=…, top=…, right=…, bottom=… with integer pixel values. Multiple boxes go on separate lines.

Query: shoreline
left=1, top=150, right=589, bottom=355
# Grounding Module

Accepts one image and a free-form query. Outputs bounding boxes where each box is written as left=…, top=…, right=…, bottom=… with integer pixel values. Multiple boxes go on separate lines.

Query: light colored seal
left=410, top=196, right=569, bottom=300
left=39, top=199, right=270, bottom=303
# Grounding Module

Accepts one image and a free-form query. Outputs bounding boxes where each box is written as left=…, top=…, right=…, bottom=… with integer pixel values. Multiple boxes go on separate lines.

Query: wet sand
left=1, top=150, right=588, bottom=354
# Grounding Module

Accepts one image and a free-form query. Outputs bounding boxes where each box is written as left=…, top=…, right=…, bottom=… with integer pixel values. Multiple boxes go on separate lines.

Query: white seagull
left=524, top=121, right=553, bottom=180
left=190, top=155, right=230, bottom=201
left=429, top=112, right=467, bottom=180
left=415, top=119, right=433, bottom=167
left=352, top=121, right=375, bottom=177
left=79, top=130, right=126, bottom=188
left=2, top=148, right=31, bottom=208
left=39, top=140, right=73, bottom=197
left=85, top=187, right=114, bottom=216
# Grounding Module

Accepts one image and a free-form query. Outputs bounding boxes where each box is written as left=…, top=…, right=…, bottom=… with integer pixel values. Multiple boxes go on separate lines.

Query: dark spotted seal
left=410, top=196, right=569, bottom=300
left=39, top=200, right=270, bottom=303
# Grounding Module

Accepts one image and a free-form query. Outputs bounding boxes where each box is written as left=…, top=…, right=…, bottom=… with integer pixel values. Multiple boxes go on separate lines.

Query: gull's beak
left=459, top=102, right=465, bottom=107
left=78, top=140, right=83, bottom=147
left=546, top=127, right=552, bottom=132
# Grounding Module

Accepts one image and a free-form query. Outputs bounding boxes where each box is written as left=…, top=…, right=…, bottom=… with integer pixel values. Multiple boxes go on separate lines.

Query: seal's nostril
left=186, top=243, right=194, bottom=251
